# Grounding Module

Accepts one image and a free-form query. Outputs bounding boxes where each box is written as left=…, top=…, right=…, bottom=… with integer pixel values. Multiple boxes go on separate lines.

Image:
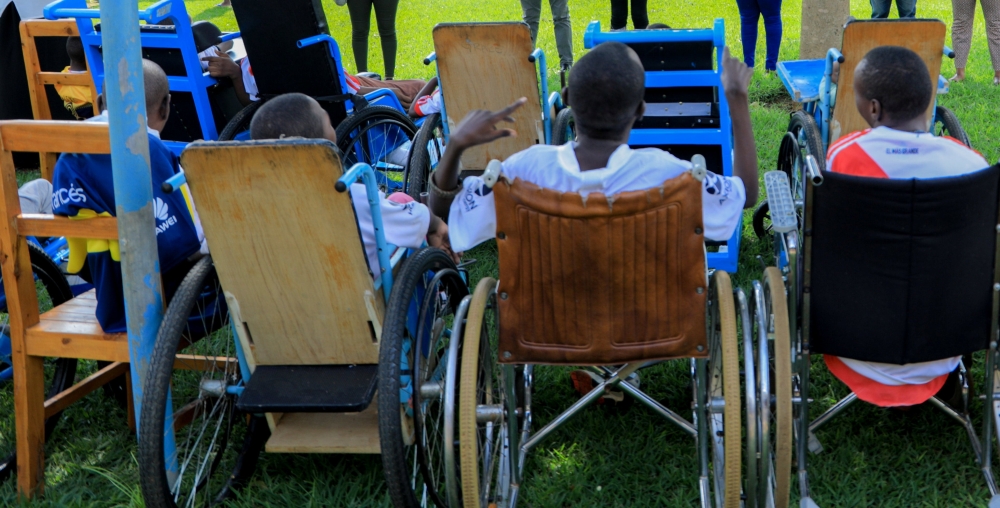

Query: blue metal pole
left=98, top=0, right=166, bottom=437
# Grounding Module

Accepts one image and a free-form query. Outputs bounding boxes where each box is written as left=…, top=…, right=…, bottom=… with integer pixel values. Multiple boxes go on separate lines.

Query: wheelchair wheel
left=378, top=247, right=469, bottom=508
left=552, top=107, right=575, bottom=145
left=0, top=242, right=77, bottom=483
left=758, top=267, right=792, bottom=508
left=404, top=113, right=445, bottom=201
left=336, top=105, right=419, bottom=193
left=139, top=256, right=265, bottom=508
left=218, top=101, right=263, bottom=141
left=933, top=106, right=971, bottom=147
left=706, top=271, right=741, bottom=508
left=457, top=277, right=509, bottom=508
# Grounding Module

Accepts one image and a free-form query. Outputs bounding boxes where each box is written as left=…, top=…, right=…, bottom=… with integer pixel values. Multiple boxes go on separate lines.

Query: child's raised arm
left=428, top=98, right=527, bottom=218
left=719, top=47, right=759, bottom=208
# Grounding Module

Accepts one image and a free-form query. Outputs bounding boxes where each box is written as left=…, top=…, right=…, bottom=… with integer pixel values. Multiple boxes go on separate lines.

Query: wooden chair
left=831, top=19, right=947, bottom=141
left=433, top=23, right=545, bottom=170
left=19, top=19, right=98, bottom=181
left=0, top=120, right=128, bottom=498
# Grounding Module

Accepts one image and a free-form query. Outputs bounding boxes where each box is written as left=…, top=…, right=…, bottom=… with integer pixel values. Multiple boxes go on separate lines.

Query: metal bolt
left=994, top=283, right=1000, bottom=292
left=696, top=344, right=704, bottom=352
left=696, top=287, right=704, bottom=294
left=695, top=227, right=703, bottom=235
left=497, top=232, right=506, bottom=240
left=503, top=351, right=512, bottom=359
left=996, top=224, right=1000, bottom=232
left=500, top=292, right=508, bottom=300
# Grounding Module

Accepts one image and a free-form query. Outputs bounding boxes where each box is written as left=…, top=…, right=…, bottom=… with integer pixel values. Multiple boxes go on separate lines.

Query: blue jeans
left=871, top=0, right=916, bottom=18
left=736, top=0, right=783, bottom=70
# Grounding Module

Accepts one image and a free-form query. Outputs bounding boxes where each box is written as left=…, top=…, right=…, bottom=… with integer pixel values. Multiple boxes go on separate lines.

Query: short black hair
left=66, top=36, right=85, bottom=65
left=250, top=93, right=325, bottom=140
left=568, top=41, right=645, bottom=139
left=142, top=59, right=170, bottom=111
left=647, top=23, right=671, bottom=29
left=856, top=46, right=932, bottom=122
left=191, top=21, right=223, bottom=53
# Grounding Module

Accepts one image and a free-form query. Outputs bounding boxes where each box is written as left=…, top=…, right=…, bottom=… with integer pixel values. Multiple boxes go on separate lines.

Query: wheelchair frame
left=754, top=168, right=1000, bottom=508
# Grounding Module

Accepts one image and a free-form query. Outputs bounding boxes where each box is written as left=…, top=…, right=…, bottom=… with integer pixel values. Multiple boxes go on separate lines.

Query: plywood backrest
left=433, top=23, right=544, bottom=170
left=179, top=140, right=380, bottom=366
left=832, top=19, right=946, bottom=141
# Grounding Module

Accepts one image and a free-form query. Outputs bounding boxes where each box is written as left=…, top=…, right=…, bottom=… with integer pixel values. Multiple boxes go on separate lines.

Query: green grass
left=4, top=0, right=1000, bottom=505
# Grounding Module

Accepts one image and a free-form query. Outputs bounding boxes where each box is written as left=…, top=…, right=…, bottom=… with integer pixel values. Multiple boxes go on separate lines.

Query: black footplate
left=235, top=364, right=378, bottom=413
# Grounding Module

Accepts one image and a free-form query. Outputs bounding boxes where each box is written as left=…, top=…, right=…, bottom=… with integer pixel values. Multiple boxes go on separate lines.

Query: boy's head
left=249, top=93, right=337, bottom=143
left=94, top=59, right=172, bottom=133
left=853, top=46, right=932, bottom=128
left=566, top=41, right=645, bottom=140
left=66, top=36, right=85, bottom=69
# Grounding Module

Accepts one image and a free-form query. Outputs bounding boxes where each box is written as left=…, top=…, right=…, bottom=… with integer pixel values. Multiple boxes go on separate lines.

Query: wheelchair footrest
left=236, top=364, right=378, bottom=413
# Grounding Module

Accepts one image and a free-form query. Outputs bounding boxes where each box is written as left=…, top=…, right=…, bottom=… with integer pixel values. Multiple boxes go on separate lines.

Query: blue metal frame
left=584, top=19, right=740, bottom=273
left=336, top=163, right=396, bottom=303
left=45, top=0, right=220, bottom=155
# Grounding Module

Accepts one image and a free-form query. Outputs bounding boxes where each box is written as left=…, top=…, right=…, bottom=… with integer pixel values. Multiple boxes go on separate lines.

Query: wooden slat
left=832, top=20, right=946, bottom=140
left=433, top=23, right=545, bottom=170
left=172, top=354, right=238, bottom=371
left=0, top=121, right=110, bottom=155
left=265, top=401, right=381, bottom=454
left=18, top=214, right=118, bottom=240
left=37, top=72, right=93, bottom=86
left=44, top=362, right=128, bottom=418
left=20, top=19, right=77, bottom=38
left=181, top=142, right=380, bottom=366
left=25, top=319, right=129, bottom=363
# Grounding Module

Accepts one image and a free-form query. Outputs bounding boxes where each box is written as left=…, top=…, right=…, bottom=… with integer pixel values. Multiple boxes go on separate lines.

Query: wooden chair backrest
left=494, top=173, right=709, bottom=365
left=433, top=23, right=544, bottom=170
left=179, top=140, right=381, bottom=366
left=832, top=19, right=946, bottom=141
left=0, top=121, right=116, bottom=341
left=19, top=19, right=99, bottom=181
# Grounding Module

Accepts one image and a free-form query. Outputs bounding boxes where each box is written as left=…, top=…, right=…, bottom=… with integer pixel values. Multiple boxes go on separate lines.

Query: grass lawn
left=3, top=0, right=1000, bottom=506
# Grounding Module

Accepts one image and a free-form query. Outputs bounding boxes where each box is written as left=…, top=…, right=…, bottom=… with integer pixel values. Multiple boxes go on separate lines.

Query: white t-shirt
left=413, top=89, right=442, bottom=117
left=447, top=142, right=746, bottom=252
left=828, top=126, right=990, bottom=390
left=349, top=184, right=430, bottom=276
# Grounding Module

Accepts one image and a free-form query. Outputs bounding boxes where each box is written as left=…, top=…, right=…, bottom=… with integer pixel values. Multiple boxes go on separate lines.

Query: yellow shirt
left=54, top=66, right=93, bottom=108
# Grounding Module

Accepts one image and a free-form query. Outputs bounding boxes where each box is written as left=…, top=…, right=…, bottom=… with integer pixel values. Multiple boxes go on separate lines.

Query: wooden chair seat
left=24, top=289, right=129, bottom=363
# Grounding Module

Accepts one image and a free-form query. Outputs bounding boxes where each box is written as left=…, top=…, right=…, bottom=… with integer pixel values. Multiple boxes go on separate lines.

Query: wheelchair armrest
left=764, top=171, right=797, bottom=233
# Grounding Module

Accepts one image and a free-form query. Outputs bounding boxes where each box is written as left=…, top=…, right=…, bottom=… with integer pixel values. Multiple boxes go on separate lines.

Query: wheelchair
left=749, top=162, right=1000, bottom=507
left=439, top=156, right=745, bottom=507
left=139, top=139, right=468, bottom=508
left=580, top=20, right=741, bottom=273
left=209, top=0, right=418, bottom=194
left=754, top=18, right=968, bottom=239
left=45, top=0, right=247, bottom=155
left=406, top=22, right=566, bottom=200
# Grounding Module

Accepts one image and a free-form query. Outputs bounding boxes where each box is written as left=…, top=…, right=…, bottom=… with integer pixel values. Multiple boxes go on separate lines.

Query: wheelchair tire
left=336, top=105, right=418, bottom=193
left=458, top=277, right=508, bottom=508
left=404, top=113, right=444, bottom=201
left=139, top=256, right=262, bottom=508
left=378, top=247, right=469, bottom=508
left=552, top=107, right=575, bottom=145
left=933, top=106, right=971, bottom=148
left=763, top=267, right=792, bottom=508
left=218, top=100, right=264, bottom=141
left=752, top=200, right=771, bottom=240
left=0, top=242, right=77, bottom=483
left=707, top=271, right=742, bottom=508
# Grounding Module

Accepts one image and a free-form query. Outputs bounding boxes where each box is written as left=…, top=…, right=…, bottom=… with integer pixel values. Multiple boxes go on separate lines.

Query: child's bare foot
left=950, top=68, right=966, bottom=82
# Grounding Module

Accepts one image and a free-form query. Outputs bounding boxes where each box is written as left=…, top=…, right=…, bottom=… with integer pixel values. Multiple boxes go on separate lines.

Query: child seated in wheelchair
left=245, top=92, right=457, bottom=272
left=55, top=36, right=93, bottom=120
left=825, top=46, right=989, bottom=406
left=50, top=59, right=207, bottom=333
left=427, top=41, right=759, bottom=251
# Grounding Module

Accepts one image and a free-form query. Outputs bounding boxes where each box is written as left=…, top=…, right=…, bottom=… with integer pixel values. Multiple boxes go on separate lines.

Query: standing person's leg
left=347, top=0, right=374, bottom=73
left=951, top=0, right=976, bottom=80
left=372, top=0, right=399, bottom=79
left=760, top=0, right=783, bottom=71
left=550, top=0, right=574, bottom=68
left=520, top=0, right=542, bottom=43
left=631, top=0, right=649, bottom=29
left=870, top=0, right=892, bottom=18
left=981, top=0, right=1000, bottom=82
left=896, top=0, right=917, bottom=17
left=735, top=0, right=762, bottom=68
left=610, top=0, right=628, bottom=29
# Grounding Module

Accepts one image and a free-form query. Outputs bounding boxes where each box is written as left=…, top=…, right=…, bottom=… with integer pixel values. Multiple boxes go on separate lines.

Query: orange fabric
left=828, top=142, right=889, bottom=178
left=824, top=355, right=948, bottom=407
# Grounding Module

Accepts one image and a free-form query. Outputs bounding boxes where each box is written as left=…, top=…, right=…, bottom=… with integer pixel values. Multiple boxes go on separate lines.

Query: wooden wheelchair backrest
left=179, top=140, right=380, bottom=366
left=19, top=19, right=99, bottom=181
left=493, top=173, right=709, bottom=365
left=832, top=19, right=946, bottom=141
left=433, top=23, right=544, bottom=170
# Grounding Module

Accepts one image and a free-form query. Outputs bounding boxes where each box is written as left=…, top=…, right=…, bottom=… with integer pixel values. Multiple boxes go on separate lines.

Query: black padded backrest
left=231, top=0, right=347, bottom=126
left=809, top=165, right=1000, bottom=364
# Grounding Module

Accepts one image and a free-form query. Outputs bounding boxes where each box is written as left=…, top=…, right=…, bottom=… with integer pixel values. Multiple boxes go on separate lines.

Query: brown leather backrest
left=495, top=173, right=708, bottom=365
